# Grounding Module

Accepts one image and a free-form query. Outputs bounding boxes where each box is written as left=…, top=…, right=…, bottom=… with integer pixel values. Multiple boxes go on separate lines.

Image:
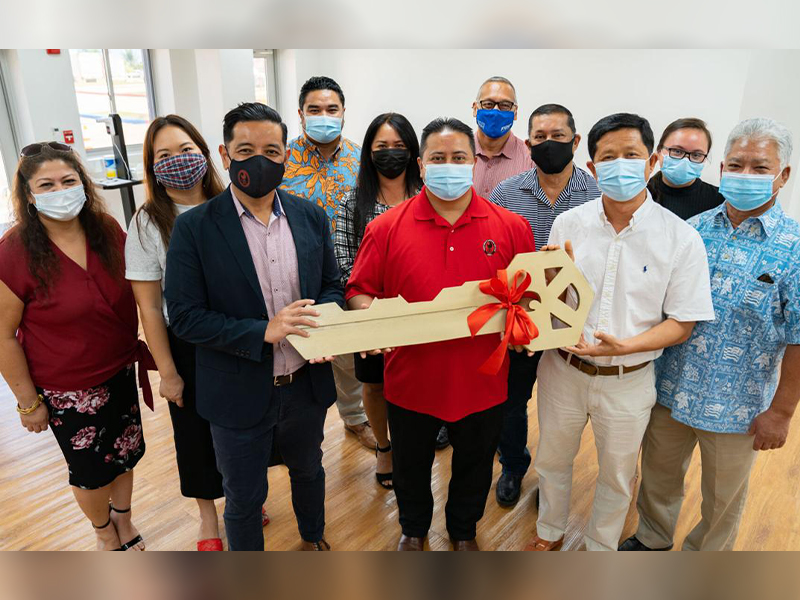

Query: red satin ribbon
left=134, top=339, right=157, bottom=411
left=467, top=269, right=539, bottom=375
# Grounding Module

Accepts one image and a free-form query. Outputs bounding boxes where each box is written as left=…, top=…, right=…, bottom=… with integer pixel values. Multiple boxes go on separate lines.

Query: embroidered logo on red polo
left=483, top=239, right=497, bottom=256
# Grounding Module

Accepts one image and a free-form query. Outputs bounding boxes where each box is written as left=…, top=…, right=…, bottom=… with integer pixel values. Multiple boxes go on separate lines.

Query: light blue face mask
left=424, top=164, right=473, bottom=201
left=594, top=158, right=648, bottom=202
left=304, top=115, right=343, bottom=144
left=660, top=155, right=705, bottom=186
left=719, top=172, right=778, bottom=211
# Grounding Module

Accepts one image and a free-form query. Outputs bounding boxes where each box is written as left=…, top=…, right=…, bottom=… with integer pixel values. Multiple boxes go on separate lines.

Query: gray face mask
left=32, top=184, right=87, bottom=221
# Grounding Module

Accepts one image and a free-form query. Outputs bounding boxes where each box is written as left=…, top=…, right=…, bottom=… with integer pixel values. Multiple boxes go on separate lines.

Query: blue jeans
left=209, top=367, right=327, bottom=550
left=498, top=351, right=541, bottom=477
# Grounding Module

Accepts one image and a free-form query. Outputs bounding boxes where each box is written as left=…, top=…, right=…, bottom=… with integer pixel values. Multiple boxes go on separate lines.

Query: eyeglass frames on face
left=663, top=146, right=708, bottom=163
left=478, top=100, right=516, bottom=112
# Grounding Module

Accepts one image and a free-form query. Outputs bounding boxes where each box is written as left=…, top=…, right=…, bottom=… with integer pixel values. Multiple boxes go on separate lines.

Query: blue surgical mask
left=594, top=158, right=648, bottom=202
left=476, top=109, right=514, bottom=139
left=32, top=184, right=87, bottom=221
left=719, top=172, right=778, bottom=211
left=304, top=115, right=342, bottom=144
left=660, top=155, right=705, bottom=186
left=424, top=164, right=473, bottom=201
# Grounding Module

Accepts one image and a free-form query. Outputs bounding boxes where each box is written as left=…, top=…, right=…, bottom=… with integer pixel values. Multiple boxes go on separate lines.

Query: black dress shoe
left=435, top=425, right=450, bottom=449
left=496, top=473, right=523, bottom=507
left=618, top=536, right=673, bottom=551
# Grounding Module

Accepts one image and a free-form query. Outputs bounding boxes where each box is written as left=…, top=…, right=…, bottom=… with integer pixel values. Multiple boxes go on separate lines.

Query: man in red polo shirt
left=346, top=117, right=535, bottom=551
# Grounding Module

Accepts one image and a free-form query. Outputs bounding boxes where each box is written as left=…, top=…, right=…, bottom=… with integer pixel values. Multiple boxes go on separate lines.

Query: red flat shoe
left=197, top=538, right=223, bottom=551
left=262, top=507, right=270, bottom=527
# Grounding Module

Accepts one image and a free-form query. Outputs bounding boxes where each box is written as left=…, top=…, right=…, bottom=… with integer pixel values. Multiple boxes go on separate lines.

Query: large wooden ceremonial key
left=287, top=250, right=594, bottom=360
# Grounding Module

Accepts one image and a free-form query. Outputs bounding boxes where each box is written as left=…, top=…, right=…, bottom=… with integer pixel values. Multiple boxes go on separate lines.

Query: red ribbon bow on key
left=467, top=269, right=539, bottom=375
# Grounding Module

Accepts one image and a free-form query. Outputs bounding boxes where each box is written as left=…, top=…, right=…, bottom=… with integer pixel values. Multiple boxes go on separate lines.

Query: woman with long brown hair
left=125, top=115, right=267, bottom=551
left=0, top=141, right=153, bottom=550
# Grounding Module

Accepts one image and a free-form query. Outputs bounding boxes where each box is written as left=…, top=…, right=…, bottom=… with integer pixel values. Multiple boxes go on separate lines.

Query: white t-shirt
left=548, top=193, right=715, bottom=367
left=125, top=202, right=198, bottom=324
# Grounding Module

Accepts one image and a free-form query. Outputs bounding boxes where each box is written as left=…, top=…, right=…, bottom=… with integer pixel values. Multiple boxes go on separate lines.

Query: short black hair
left=223, top=102, right=287, bottom=146
left=298, top=76, right=345, bottom=110
left=587, top=112, right=654, bottom=160
left=420, top=117, right=475, bottom=157
left=528, top=104, right=576, bottom=135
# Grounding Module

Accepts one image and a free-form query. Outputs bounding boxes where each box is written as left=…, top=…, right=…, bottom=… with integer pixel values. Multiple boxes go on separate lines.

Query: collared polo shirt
left=473, top=132, right=534, bottom=197
left=346, top=188, right=535, bottom=421
left=656, top=202, right=800, bottom=433
left=548, top=192, right=715, bottom=367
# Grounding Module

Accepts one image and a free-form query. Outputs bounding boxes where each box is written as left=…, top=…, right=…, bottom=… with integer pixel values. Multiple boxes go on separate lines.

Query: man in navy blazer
left=165, top=103, right=343, bottom=551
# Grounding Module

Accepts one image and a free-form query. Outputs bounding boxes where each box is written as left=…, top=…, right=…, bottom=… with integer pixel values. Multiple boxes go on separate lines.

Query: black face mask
left=228, top=154, right=285, bottom=198
left=372, top=148, right=410, bottom=179
left=529, top=138, right=575, bottom=175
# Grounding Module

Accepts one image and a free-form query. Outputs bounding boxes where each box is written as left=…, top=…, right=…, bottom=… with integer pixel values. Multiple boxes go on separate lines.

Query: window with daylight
left=253, top=50, right=278, bottom=108
left=69, top=49, right=156, bottom=152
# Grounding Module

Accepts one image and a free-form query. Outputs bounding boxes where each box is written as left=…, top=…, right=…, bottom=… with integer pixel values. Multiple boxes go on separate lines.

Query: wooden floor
left=1, top=371, right=798, bottom=551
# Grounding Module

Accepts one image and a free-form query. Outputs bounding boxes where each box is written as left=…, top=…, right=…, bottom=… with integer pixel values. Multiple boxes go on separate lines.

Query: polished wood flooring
left=1, top=372, right=798, bottom=551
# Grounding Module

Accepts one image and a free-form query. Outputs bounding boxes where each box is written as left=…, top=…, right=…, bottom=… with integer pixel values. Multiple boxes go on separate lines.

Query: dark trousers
left=167, top=327, right=224, bottom=500
left=387, top=401, right=505, bottom=541
left=209, top=367, right=327, bottom=551
left=498, top=351, right=541, bottom=477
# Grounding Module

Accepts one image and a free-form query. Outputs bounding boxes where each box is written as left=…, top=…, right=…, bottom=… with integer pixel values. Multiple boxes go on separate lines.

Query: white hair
left=724, top=117, right=793, bottom=168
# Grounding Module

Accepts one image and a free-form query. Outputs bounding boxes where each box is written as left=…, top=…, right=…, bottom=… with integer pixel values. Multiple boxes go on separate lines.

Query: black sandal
left=93, top=515, right=123, bottom=551
left=376, top=443, right=393, bottom=490
left=109, top=504, right=145, bottom=551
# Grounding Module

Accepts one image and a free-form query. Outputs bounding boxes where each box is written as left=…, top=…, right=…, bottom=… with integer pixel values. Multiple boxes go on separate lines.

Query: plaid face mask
left=153, top=153, right=208, bottom=190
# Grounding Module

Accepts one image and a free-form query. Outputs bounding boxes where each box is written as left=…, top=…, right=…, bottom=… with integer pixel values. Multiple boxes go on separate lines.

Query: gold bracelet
left=17, top=394, right=43, bottom=415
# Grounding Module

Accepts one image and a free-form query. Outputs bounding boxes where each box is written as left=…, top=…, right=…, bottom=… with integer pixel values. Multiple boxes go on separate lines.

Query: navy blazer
left=165, top=187, right=344, bottom=429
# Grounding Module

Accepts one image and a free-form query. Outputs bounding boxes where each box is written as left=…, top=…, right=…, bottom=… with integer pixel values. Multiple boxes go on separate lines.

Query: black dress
left=167, top=327, right=224, bottom=500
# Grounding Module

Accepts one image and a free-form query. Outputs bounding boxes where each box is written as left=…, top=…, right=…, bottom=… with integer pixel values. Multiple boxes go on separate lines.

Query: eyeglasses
left=479, top=100, right=516, bottom=112
left=20, top=141, right=73, bottom=158
left=664, top=146, right=708, bottom=164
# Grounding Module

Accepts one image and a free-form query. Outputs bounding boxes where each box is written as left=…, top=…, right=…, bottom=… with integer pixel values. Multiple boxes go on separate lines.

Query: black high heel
left=93, top=513, right=123, bottom=551
left=375, top=443, right=393, bottom=490
left=109, top=504, right=145, bottom=551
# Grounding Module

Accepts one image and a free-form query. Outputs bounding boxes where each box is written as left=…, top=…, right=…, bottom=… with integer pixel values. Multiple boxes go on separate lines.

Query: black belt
left=557, top=349, right=650, bottom=377
left=273, top=363, right=307, bottom=387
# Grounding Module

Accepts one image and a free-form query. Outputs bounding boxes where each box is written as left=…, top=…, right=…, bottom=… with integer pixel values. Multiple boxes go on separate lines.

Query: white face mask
left=32, top=184, right=87, bottom=221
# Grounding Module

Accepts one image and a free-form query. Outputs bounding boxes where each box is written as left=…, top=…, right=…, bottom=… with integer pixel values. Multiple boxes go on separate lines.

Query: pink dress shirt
left=473, top=132, right=534, bottom=198
left=230, top=186, right=306, bottom=377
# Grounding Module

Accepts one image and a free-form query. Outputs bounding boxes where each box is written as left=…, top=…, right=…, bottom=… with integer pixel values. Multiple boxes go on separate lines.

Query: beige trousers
left=534, top=350, right=657, bottom=551
left=333, top=353, right=367, bottom=427
left=635, top=403, right=758, bottom=551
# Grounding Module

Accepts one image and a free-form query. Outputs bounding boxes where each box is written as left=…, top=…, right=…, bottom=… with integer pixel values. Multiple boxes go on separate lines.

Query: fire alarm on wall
left=63, top=130, right=75, bottom=144
left=46, top=49, right=61, bottom=55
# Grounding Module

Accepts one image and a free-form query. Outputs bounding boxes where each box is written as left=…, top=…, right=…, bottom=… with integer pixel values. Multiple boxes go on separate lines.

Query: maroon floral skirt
left=38, top=365, right=146, bottom=490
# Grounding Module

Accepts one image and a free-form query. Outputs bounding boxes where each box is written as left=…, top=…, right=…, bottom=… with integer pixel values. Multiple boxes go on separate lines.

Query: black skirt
left=40, top=365, right=145, bottom=490
left=354, top=352, right=384, bottom=384
left=167, top=327, right=224, bottom=500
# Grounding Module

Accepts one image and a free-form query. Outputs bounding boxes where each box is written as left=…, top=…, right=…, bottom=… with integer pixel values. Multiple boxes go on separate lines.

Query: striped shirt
left=489, top=164, right=601, bottom=251
left=473, top=132, right=534, bottom=198
left=230, top=186, right=305, bottom=377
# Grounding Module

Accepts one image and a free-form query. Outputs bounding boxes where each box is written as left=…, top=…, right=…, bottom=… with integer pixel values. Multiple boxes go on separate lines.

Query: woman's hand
left=159, top=372, right=185, bottom=407
left=20, top=401, right=49, bottom=433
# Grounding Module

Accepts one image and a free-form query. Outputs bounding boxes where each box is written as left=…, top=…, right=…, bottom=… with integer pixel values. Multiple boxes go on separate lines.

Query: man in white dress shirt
left=525, top=113, right=716, bottom=552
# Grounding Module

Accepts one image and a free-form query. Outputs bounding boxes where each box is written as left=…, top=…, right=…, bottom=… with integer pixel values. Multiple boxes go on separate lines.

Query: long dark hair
left=10, top=145, right=123, bottom=294
left=140, top=115, right=225, bottom=248
left=352, top=113, right=422, bottom=247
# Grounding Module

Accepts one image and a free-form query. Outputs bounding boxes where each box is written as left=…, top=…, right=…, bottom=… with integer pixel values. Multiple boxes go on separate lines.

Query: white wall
left=276, top=49, right=800, bottom=217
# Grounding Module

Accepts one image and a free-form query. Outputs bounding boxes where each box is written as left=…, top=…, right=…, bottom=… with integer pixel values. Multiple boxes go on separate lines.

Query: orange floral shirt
left=280, top=135, right=361, bottom=235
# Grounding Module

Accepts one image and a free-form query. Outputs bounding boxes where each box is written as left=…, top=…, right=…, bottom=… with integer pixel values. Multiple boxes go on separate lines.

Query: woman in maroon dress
left=0, top=142, right=153, bottom=550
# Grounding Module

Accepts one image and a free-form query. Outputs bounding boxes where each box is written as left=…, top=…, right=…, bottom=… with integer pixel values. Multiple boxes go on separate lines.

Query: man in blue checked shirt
left=621, top=118, right=800, bottom=552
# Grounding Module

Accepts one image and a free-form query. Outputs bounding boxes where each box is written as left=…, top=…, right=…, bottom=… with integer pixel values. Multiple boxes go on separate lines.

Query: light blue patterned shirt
left=656, top=201, right=800, bottom=433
